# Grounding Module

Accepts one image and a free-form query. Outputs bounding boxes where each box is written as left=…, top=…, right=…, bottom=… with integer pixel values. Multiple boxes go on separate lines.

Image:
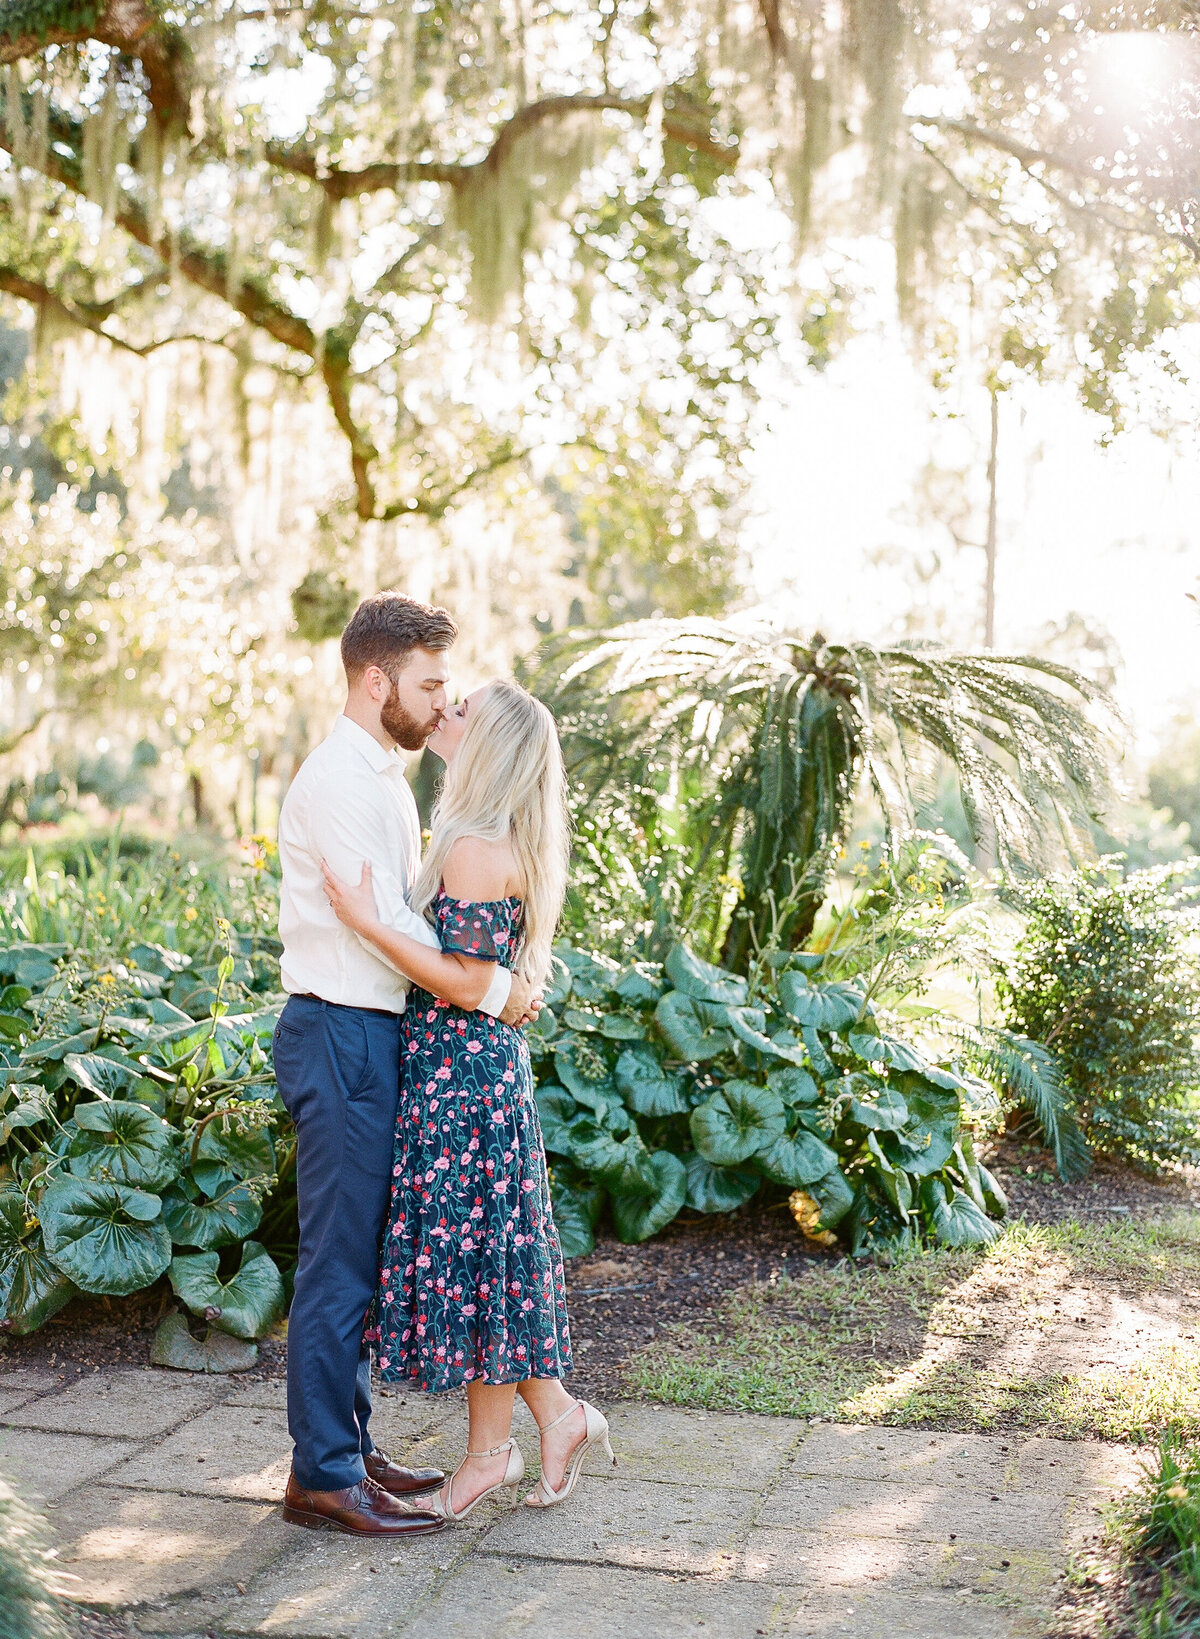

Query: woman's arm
left=320, top=837, right=519, bottom=1012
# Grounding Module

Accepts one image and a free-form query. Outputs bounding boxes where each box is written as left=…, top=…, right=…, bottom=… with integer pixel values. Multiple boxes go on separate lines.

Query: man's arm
left=306, top=784, right=512, bottom=1015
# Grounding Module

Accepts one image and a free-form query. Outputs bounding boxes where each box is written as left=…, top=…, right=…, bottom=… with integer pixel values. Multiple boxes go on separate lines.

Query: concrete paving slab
left=176, top=1526, right=467, bottom=1639
left=478, top=1477, right=758, bottom=1575
left=53, top=1486, right=291, bottom=1607
left=735, top=1529, right=1061, bottom=1600
left=3, top=1368, right=228, bottom=1437
left=0, top=1366, right=60, bottom=1415
left=104, top=1403, right=292, bottom=1502
left=791, top=1425, right=1021, bottom=1492
left=0, top=1425, right=134, bottom=1501
left=758, top=1474, right=1066, bottom=1549
left=1014, top=1436, right=1145, bottom=1498
left=781, top=1587, right=1048, bottom=1637
left=408, top=1558, right=793, bottom=1639
left=573, top=1401, right=804, bottom=1493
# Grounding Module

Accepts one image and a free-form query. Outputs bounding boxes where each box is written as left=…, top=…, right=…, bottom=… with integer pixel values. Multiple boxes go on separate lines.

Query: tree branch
left=0, top=0, right=192, bottom=130
left=917, top=115, right=1200, bottom=260
left=265, top=89, right=739, bottom=202
left=378, top=443, right=533, bottom=522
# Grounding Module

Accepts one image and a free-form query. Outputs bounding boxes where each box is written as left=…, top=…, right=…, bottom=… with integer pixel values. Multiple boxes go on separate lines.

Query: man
left=272, top=593, right=542, bottom=1537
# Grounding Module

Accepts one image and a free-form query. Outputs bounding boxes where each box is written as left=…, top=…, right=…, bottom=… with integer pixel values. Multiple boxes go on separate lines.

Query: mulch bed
left=3, top=1141, right=1196, bottom=1403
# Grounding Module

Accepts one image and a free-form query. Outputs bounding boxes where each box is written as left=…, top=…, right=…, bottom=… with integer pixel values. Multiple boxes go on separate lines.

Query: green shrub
left=0, top=1474, right=69, bottom=1639
left=999, top=859, right=1200, bottom=1173
left=532, top=940, right=1009, bottom=1258
left=0, top=842, right=292, bottom=1358
left=0, top=835, right=1011, bottom=1342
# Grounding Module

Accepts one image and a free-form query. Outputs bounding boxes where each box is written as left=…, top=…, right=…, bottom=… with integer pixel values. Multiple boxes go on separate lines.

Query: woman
left=321, top=678, right=613, bottom=1521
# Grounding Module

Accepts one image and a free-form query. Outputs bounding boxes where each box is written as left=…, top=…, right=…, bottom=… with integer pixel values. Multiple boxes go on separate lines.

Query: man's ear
left=364, top=665, right=391, bottom=703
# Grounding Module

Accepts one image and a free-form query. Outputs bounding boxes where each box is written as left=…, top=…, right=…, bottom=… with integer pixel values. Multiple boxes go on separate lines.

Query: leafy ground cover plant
left=533, top=938, right=1009, bottom=1258
left=1113, top=1439, right=1200, bottom=1637
left=999, top=858, right=1200, bottom=1174
left=0, top=839, right=291, bottom=1362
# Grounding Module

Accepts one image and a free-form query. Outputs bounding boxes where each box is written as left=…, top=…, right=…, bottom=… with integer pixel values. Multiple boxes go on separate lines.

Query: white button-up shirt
left=277, top=714, right=512, bottom=1017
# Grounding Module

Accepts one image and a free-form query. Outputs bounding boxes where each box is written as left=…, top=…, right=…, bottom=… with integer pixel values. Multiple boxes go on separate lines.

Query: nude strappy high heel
left=523, top=1400, right=616, bottom=1509
left=431, top=1437, right=525, bottom=1522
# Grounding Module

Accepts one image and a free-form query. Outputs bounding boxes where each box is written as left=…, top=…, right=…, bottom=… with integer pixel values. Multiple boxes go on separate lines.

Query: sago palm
left=535, top=615, right=1119, bottom=973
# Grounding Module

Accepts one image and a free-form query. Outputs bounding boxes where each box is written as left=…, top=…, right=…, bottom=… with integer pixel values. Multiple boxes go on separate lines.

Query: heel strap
left=466, top=1437, right=515, bottom=1458
left=536, top=1399, right=582, bottom=1436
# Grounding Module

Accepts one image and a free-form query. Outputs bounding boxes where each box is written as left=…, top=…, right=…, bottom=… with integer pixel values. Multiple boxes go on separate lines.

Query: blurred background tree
left=0, top=0, right=1193, bottom=836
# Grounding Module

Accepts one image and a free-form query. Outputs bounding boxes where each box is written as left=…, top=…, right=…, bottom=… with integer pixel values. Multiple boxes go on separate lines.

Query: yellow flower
left=184, top=906, right=198, bottom=923
left=1165, top=1482, right=1190, bottom=1503
left=99, top=973, right=117, bottom=987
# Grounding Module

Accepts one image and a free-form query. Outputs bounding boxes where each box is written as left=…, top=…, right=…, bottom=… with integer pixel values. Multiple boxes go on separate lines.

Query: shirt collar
left=332, top=713, right=406, bottom=775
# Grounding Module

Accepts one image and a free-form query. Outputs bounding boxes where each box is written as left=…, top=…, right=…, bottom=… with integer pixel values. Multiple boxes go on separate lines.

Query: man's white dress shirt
left=278, top=714, right=512, bottom=1017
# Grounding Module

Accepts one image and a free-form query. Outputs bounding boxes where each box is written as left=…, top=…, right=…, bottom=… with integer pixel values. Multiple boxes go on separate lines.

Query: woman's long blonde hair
left=411, top=679, right=570, bottom=987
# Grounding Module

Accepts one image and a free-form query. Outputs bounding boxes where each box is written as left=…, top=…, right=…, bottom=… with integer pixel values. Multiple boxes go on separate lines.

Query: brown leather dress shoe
left=364, top=1447, right=445, bottom=1495
left=282, top=1471, right=444, bottom=1536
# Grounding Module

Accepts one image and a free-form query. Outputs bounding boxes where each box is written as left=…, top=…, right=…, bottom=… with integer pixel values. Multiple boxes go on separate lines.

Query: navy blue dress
left=375, top=893, right=573, bottom=1393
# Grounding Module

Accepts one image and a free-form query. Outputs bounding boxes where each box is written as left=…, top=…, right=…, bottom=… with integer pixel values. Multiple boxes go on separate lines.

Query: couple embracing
left=272, top=592, right=612, bottom=1537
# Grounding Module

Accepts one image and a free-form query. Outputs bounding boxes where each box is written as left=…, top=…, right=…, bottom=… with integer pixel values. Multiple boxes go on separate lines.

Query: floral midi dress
left=375, top=893, right=573, bottom=1393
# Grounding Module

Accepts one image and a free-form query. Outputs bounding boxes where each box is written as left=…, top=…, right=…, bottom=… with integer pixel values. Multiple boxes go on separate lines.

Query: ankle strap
left=537, top=1399, right=581, bottom=1435
left=466, top=1437, right=515, bottom=1458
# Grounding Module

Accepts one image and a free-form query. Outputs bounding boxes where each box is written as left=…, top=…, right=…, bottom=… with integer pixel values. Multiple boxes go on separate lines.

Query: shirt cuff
left=478, top=965, right=513, bottom=1018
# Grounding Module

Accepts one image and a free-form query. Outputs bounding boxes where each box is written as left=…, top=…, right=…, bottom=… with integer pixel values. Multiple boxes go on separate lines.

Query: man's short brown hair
left=340, top=593, right=458, bottom=682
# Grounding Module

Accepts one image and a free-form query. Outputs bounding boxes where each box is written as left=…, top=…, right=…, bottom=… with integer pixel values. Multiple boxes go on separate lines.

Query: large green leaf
left=564, top=1117, right=651, bottom=1193
left=846, top=1077, right=910, bottom=1134
left=62, top=1051, right=140, bottom=1098
left=885, top=1077, right=962, bottom=1175
left=0, top=944, right=67, bottom=988
left=535, top=1085, right=578, bottom=1154
left=654, top=992, right=735, bottom=1061
left=0, top=1091, right=53, bottom=1146
left=777, top=973, right=865, bottom=1032
left=664, top=945, right=748, bottom=1007
left=67, top=1100, right=180, bottom=1192
left=848, top=1031, right=928, bottom=1072
left=683, top=1152, right=761, bottom=1214
left=804, top=1166, right=856, bottom=1230
left=0, top=1012, right=27, bottom=1042
left=977, top=1162, right=1009, bottom=1217
left=193, top=1116, right=276, bottom=1190
left=161, top=1178, right=264, bottom=1249
left=800, top=1026, right=838, bottom=1083
left=599, top=1013, right=646, bottom=1041
left=552, top=1036, right=617, bottom=1105
left=40, top=1177, right=172, bottom=1296
left=549, top=1174, right=604, bottom=1258
left=611, top=1150, right=687, bottom=1244
left=768, top=1066, right=819, bottom=1106
left=922, top=1179, right=1001, bottom=1247
left=168, top=1240, right=285, bottom=1339
left=614, top=964, right=664, bottom=1004
left=725, top=1005, right=809, bottom=1066
left=757, top=1126, right=839, bottom=1187
left=614, top=1045, right=688, bottom=1117
left=150, top=1311, right=258, bottom=1373
left=129, top=943, right=193, bottom=978
left=0, top=1188, right=75, bottom=1334
left=691, top=1080, right=785, bottom=1166
left=555, top=947, right=621, bottom=1003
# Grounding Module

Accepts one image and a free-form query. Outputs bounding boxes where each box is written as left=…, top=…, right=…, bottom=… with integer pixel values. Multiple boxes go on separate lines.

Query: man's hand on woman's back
left=501, top=973, right=543, bottom=1028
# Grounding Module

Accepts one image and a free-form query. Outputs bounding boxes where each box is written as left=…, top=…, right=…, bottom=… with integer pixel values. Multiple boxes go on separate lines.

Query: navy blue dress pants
left=272, top=994, right=401, bottom=1492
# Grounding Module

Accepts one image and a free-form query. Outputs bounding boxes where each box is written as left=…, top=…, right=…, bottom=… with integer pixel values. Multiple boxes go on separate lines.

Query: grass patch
left=1053, top=1438, right=1200, bottom=1638
left=628, top=1212, right=1200, bottom=1441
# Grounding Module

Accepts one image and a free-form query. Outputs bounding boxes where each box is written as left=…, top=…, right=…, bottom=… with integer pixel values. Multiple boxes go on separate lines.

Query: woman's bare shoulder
left=441, top=836, right=521, bottom=901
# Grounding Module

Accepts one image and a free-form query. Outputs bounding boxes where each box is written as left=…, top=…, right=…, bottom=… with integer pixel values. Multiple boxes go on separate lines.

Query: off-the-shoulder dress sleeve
left=436, top=900, right=511, bottom=964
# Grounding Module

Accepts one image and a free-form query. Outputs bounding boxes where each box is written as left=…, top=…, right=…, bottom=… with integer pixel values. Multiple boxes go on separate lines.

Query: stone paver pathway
left=0, top=1364, right=1143, bottom=1638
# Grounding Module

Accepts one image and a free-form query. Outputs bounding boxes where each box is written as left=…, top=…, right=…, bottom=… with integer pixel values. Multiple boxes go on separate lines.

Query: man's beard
left=380, top=685, right=438, bottom=752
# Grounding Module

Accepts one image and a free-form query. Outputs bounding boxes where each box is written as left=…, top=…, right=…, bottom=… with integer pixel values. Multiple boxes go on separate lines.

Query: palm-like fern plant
left=535, top=615, right=1120, bottom=972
